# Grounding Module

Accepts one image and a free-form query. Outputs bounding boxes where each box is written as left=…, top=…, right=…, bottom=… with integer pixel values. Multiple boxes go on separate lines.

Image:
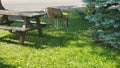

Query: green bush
left=83, top=0, right=120, bottom=49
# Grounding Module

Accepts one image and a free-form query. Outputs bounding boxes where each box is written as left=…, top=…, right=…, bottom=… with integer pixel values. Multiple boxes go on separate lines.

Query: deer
left=45, top=7, right=68, bottom=29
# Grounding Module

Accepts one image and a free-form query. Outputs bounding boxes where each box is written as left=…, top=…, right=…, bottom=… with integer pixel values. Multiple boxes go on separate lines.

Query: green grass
left=0, top=11, right=120, bottom=68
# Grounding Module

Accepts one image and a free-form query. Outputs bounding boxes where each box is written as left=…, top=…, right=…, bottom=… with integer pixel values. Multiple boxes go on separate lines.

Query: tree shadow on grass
left=0, top=15, right=94, bottom=49
left=0, top=58, right=16, bottom=68
left=0, top=30, right=79, bottom=49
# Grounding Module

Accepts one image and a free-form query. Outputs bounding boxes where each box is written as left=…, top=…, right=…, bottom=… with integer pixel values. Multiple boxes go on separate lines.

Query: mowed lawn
left=0, top=11, right=120, bottom=68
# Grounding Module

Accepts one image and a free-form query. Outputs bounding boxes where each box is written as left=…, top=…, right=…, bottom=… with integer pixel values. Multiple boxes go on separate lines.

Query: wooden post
left=18, top=31, right=26, bottom=45
left=35, top=16, right=42, bottom=37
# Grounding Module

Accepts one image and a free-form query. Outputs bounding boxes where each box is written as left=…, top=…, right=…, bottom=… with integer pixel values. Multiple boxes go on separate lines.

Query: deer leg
left=48, top=17, right=53, bottom=28
left=63, top=17, right=68, bottom=27
left=53, top=18, right=56, bottom=28
left=56, top=18, right=59, bottom=29
left=48, top=17, right=51, bottom=24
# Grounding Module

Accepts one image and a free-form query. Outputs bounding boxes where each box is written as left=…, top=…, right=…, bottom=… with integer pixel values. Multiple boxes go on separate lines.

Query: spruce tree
left=83, top=0, right=120, bottom=49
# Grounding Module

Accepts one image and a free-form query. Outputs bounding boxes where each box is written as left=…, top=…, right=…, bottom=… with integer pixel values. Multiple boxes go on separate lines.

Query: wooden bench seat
left=11, top=19, right=51, bottom=27
left=0, top=25, right=31, bottom=32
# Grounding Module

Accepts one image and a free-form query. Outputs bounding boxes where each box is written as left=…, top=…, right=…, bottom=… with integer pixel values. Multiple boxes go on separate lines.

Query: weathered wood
left=13, top=19, right=51, bottom=27
left=18, top=31, right=26, bottom=45
left=19, top=12, right=46, bottom=17
left=0, top=25, right=31, bottom=32
left=0, top=10, right=46, bottom=17
left=35, top=17, right=42, bottom=37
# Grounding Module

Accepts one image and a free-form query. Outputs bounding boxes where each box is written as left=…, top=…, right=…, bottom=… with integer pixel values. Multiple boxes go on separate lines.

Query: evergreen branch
left=104, top=3, right=119, bottom=9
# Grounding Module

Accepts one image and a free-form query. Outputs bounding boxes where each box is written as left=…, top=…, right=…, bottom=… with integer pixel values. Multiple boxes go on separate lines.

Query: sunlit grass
left=0, top=10, right=120, bottom=68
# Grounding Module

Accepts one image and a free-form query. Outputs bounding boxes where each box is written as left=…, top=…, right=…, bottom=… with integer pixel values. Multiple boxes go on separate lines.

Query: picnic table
left=0, top=10, right=47, bottom=44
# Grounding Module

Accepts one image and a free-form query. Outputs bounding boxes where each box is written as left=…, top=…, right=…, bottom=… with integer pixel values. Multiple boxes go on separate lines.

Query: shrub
left=83, top=0, right=120, bottom=49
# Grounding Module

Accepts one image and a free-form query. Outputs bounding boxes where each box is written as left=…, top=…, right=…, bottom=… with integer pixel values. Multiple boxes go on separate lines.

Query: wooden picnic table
left=0, top=10, right=47, bottom=44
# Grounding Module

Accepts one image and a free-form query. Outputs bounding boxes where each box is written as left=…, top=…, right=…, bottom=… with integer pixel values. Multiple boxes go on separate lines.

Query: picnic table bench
left=0, top=0, right=49, bottom=44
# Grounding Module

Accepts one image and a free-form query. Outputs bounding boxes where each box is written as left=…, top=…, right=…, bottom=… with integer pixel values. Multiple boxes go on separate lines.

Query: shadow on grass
left=0, top=15, right=91, bottom=48
left=0, top=58, right=16, bottom=68
left=0, top=30, right=79, bottom=49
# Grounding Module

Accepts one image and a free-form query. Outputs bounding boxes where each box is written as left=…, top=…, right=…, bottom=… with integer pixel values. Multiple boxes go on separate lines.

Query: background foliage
left=83, top=0, right=120, bottom=49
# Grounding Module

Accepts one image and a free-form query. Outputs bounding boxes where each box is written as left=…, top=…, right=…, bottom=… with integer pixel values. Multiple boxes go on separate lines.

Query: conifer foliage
left=83, top=0, right=120, bottom=49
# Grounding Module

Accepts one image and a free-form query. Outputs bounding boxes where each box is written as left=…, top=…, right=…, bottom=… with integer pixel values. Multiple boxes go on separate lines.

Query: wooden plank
left=11, top=19, right=51, bottom=26
left=0, top=10, right=46, bottom=17
left=0, top=25, right=31, bottom=32
left=0, top=10, right=20, bottom=16
left=19, top=12, right=46, bottom=17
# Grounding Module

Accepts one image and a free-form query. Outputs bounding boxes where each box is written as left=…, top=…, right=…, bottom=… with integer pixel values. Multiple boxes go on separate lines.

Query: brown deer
left=45, top=7, right=68, bottom=29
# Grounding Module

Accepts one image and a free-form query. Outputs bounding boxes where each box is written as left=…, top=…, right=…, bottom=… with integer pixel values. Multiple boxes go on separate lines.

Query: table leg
left=35, top=17, right=42, bottom=37
left=22, top=17, right=33, bottom=28
left=4, top=15, right=13, bottom=32
left=18, top=31, right=26, bottom=45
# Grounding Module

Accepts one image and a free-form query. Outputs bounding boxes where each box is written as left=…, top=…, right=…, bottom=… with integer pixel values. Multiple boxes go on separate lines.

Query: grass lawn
left=0, top=11, right=120, bottom=68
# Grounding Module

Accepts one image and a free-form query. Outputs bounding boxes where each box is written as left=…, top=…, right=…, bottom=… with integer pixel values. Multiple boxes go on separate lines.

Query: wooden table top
left=0, top=10, right=46, bottom=17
